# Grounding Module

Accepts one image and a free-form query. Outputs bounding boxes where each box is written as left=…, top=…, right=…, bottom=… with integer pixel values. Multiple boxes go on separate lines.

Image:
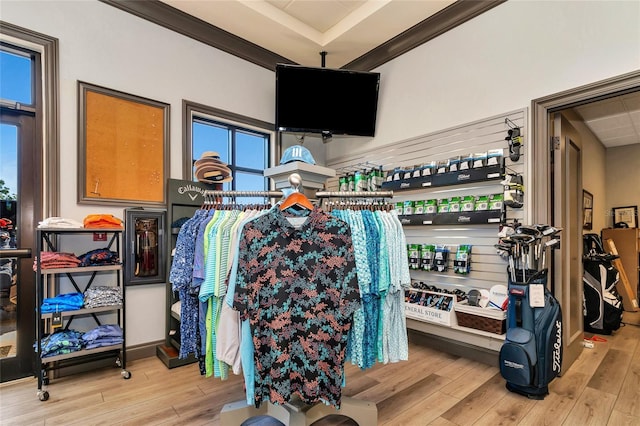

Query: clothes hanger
left=280, top=191, right=314, bottom=211
left=279, top=173, right=314, bottom=211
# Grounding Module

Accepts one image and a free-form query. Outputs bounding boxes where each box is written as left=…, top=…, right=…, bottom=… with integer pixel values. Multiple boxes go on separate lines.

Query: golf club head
left=516, top=225, right=542, bottom=238
left=536, top=225, right=562, bottom=236
left=545, top=238, right=561, bottom=248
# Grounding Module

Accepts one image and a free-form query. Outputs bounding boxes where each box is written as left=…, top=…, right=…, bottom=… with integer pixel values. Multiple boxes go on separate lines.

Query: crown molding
left=100, top=0, right=505, bottom=72
left=345, top=0, right=506, bottom=71
left=99, top=0, right=295, bottom=71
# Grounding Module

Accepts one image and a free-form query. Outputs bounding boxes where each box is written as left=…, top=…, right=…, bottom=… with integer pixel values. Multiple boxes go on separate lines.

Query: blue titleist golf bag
left=499, top=269, right=563, bottom=399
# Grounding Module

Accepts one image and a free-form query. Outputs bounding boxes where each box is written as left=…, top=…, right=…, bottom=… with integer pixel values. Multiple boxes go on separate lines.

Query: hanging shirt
left=233, top=207, right=361, bottom=409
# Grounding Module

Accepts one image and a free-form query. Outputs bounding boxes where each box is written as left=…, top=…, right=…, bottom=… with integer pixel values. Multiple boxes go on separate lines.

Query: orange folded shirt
left=83, top=214, right=123, bottom=229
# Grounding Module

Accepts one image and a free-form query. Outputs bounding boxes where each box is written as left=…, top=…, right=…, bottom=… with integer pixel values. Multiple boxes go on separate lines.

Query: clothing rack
left=203, top=190, right=284, bottom=198
left=316, top=190, right=393, bottom=198
left=214, top=179, right=380, bottom=425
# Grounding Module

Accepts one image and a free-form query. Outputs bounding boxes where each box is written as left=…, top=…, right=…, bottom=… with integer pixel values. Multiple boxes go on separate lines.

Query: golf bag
left=499, top=269, right=563, bottom=399
left=583, top=234, right=623, bottom=335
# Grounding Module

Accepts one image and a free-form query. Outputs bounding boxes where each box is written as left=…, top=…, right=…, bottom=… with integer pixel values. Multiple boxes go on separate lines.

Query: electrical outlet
left=93, top=232, right=107, bottom=242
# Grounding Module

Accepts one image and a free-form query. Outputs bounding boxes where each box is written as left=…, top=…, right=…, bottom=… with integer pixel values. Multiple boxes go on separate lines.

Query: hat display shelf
left=263, top=162, right=336, bottom=197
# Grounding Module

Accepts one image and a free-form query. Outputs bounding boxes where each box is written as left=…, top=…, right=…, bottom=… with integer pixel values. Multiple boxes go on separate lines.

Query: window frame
left=0, top=21, right=60, bottom=218
left=182, top=100, right=276, bottom=190
left=0, top=43, right=36, bottom=108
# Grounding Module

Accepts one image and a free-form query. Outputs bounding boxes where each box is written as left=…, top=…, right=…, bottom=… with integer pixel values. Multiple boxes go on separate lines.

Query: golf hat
left=194, top=151, right=233, bottom=184
left=280, top=145, right=316, bottom=165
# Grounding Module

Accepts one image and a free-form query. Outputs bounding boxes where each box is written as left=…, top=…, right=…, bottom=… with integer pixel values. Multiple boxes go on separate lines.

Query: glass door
left=0, top=110, right=38, bottom=382
left=0, top=45, right=41, bottom=382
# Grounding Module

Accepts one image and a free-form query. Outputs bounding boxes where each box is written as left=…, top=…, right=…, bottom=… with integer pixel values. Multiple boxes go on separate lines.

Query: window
left=0, top=46, right=33, bottom=106
left=184, top=102, right=274, bottom=195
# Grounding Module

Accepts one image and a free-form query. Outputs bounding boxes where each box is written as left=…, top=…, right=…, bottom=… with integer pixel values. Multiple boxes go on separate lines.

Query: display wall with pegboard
left=326, top=109, right=528, bottom=349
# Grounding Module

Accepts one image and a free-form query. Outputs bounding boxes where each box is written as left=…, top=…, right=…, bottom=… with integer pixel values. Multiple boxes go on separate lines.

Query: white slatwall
left=327, top=109, right=528, bottom=295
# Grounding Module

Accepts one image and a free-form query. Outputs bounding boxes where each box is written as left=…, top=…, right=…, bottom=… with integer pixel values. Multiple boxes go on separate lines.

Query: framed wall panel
left=78, top=81, right=169, bottom=206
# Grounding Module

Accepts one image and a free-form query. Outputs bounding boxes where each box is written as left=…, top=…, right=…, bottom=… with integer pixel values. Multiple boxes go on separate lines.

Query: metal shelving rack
left=35, top=228, right=130, bottom=401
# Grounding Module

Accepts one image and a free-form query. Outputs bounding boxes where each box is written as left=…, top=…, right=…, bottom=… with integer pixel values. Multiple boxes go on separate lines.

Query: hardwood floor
left=2, top=314, right=640, bottom=425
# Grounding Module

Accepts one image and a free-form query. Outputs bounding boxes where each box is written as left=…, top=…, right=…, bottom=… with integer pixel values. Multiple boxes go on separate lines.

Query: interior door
left=552, top=112, right=583, bottom=373
left=0, top=108, right=38, bottom=382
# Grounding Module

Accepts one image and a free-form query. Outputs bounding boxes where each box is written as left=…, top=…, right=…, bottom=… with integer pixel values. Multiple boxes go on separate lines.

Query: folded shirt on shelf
left=82, top=324, right=123, bottom=349
left=39, top=330, right=84, bottom=358
left=41, top=292, right=84, bottom=313
left=83, top=286, right=122, bottom=308
left=37, top=217, right=84, bottom=229
left=33, top=251, right=82, bottom=270
left=83, top=214, right=123, bottom=229
left=77, top=248, right=120, bottom=267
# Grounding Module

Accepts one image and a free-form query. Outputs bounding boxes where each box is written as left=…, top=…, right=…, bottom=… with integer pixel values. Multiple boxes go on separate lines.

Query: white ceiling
left=573, top=92, right=640, bottom=148
left=158, top=0, right=639, bottom=148
left=160, top=0, right=456, bottom=69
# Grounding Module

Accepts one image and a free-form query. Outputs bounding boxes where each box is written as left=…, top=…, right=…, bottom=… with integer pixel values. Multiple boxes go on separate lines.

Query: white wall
left=327, top=0, right=640, bottom=164
left=2, top=0, right=276, bottom=346
left=563, top=111, right=608, bottom=234
left=606, top=144, right=640, bottom=227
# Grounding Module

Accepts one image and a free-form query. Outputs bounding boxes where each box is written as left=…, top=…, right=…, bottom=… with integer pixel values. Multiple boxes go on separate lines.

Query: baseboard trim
left=127, top=340, right=165, bottom=361
left=408, top=329, right=499, bottom=366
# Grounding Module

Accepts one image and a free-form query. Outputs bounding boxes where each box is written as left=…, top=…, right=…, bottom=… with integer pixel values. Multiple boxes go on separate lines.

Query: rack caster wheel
left=38, top=390, right=49, bottom=401
left=115, top=358, right=122, bottom=368
left=121, top=370, right=131, bottom=380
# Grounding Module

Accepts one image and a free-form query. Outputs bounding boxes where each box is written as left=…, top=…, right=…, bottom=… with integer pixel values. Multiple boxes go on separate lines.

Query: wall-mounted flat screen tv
left=275, top=64, right=380, bottom=137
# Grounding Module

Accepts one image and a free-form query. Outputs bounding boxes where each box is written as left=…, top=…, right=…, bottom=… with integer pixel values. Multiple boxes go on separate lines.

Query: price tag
left=529, top=284, right=545, bottom=308
left=52, top=312, right=63, bottom=328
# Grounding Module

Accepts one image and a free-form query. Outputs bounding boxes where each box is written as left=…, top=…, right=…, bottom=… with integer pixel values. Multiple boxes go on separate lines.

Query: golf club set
left=495, top=222, right=562, bottom=284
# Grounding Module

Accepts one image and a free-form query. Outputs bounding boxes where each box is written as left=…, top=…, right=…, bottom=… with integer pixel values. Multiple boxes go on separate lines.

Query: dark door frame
left=0, top=108, right=38, bottom=381
left=531, top=70, right=640, bottom=372
left=0, top=22, right=59, bottom=382
left=531, top=70, right=640, bottom=224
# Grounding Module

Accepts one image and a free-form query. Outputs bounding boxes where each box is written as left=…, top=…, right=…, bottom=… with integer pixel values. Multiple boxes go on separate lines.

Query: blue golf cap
left=280, top=145, right=316, bottom=165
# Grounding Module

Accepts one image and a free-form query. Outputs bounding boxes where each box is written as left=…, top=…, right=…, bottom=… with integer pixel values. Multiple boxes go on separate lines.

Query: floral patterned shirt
left=233, top=207, right=360, bottom=408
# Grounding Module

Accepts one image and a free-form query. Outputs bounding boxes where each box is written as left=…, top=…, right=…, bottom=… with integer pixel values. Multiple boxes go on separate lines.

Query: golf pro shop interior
left=1, top=1, right=639, bottom=424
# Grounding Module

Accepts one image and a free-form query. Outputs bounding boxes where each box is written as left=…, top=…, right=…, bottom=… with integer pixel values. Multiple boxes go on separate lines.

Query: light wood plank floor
left=2, top=313, right=639, bottom=426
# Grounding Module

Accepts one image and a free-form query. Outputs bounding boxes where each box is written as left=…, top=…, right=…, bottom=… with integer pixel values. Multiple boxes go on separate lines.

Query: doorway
left=531, top=70, right=640, bottom=373
left=0, top=107, right=39, bottom=381
left=0, top=22, right=60, bottom=382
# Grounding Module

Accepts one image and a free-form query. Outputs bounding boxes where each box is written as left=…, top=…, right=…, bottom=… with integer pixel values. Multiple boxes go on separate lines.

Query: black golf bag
left=499, top=269, right=563, bottom=399
left=583, top=234, right=623, bottom=335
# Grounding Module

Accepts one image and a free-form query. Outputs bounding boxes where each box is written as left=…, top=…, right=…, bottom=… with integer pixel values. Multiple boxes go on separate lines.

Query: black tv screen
left=275, top=64, right=380, bottom=137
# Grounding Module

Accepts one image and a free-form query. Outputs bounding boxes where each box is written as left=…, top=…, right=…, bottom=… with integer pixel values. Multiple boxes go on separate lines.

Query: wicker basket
left=454, top=302, right=506, bottom=335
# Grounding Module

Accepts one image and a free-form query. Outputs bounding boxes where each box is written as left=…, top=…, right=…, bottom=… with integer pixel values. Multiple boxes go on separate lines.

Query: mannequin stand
left=220, top=396, right=377, bottom=426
